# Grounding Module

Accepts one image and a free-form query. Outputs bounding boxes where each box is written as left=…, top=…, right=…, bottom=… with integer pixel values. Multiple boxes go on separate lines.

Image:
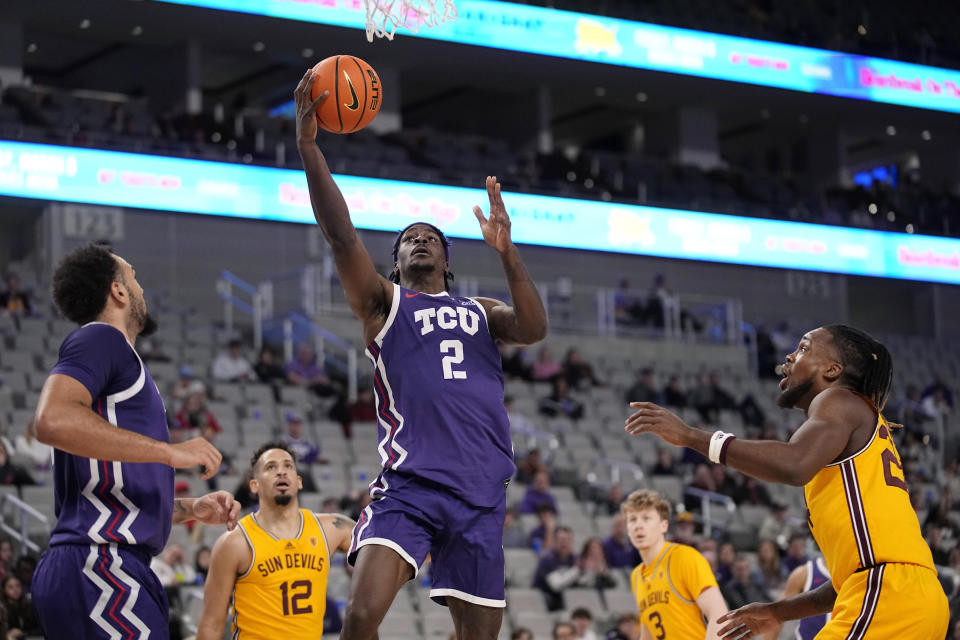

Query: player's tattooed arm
left=319, top=513, right=357, bottom=553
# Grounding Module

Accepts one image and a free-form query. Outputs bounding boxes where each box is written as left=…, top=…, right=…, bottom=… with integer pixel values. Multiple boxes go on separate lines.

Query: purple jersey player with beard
left=295, top=70, right=548, bottom=640
left=31, top=244, right=240, bottom=639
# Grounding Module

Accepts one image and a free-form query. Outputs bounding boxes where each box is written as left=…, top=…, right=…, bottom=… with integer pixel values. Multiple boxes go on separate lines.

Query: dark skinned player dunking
left=625, top=325, right=948, bottom=639
left=294, top=68, right=548, bottom=640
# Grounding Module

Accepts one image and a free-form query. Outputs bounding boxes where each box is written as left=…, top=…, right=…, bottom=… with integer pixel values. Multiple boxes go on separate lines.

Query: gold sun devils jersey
left=233, top=510, right=329, bottom=639
left=630, top=543, right=719, bottom=640
left=804, top=411, right=935, bottom=591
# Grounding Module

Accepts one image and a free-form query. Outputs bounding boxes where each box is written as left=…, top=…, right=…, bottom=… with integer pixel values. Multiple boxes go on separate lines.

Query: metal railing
left=683, top=486, right=737, bottom=538
left=217, top=269, right=360, bottom=402
left=0, top=493, right=49, bottom=556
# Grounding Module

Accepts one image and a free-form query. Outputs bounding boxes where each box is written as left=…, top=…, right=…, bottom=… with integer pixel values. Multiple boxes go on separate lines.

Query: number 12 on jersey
left=280, top=580, right=313, bottom=615
left=440, top=339, right=467, bottom=379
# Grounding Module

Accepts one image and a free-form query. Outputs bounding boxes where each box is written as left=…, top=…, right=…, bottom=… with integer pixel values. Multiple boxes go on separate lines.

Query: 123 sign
left=61, top=204, right=124, bottom=241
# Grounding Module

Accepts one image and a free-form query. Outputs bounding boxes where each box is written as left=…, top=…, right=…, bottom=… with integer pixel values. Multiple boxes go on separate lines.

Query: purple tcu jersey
left=796, top=557, right=831, bottom=640
left=365, top=284, right=515, bottom=508
left=48, top=322, right=173, bottom=557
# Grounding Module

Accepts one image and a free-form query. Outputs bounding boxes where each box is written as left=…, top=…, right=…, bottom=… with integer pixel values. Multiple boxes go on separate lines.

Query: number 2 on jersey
left=440, top=339, right=467, bottom=379
left=280, top=580, right=313, bottom=615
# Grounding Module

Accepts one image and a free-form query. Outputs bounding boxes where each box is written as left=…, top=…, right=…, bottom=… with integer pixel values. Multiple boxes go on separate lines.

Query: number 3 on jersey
left=440, top=339, right=467, bottom=379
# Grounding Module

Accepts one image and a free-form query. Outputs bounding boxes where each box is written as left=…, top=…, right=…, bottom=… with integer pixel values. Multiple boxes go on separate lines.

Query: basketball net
left=363, top=0, right=458, bottom=42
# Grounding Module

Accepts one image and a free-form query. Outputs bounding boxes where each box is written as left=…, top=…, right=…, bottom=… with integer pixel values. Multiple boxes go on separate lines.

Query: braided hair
left=388, top=222, right=455, bottom=291
left=822, top=324, right=894, bottom=411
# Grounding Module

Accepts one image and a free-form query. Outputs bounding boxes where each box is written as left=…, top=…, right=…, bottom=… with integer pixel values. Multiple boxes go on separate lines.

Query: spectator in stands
left=733, top=476, right=772, bottom=507
left=528, top=502, right=557, bottom=552
left=502, top=346, right=533, bottom=381
left=571, top=606, right=599, bottom=640
left=599, top=484, right=625, bottom=516
left=502, top=506, right=527, bottom=548
left=515, top=448, right=548, bottom=485
left=781, top=534, right=809, bottom=574
left=150, top=543, right=196, bottom=587
left=193, top=546, right=211, bottom=585
left=613, top=278, right=644, bottom=326
left=340, top=386, right=377, bottom=439
left=281, top=411, right=322, bottom=493
left=532, top=346, right=563, bottom=382
left=173, top=382, right=221, bottom=442
left=684, top=464, right=716, bottom=513
left=232, top=468, right=258, bottom=511
left=201, top=423, right=234, bottom=492
left=138, top=338, right=172, bottom=363
left=0, top=273, right=31, bottom=317
left=211, top=338, right=253, bottom=382
left=715, top=542, right=736, bottom=585
left=755, top=538, right=785, bottom=589
left=651, top=448, right=677, bottom=476
left=285, top=342, right=338, bottom=397
left=755, top=325, right=778, bottom=379
left=721, top=557, right=769, bottom=609
left=253, top=346, right=286, bottom=385
left=670, top=511, right=698, bottom=547
left=169, top=366, right=198, bottom=404
left=505, top=396, right=537, bottom=441
left=710, top=464, right=739, bottom=498
left=553, top=622, right=577, bottom=640
left=511, top=628, right=534, bottom=640
left=538, top=376, right=584, bottom=420
left=533, top=525, right=577, bottom=611
left=0, top=442, right=35, bottom=487
left=577, top=537, right=618, bottom=591
left=12, top=556, right=35, bottom=597
left=520, top=469, right=559, bottom=515
left=663, top=374, right=687, bottom=408
left=624, top=368, right=662, bottom=405
left=602, top=513, right=640, bottom=569
left=0, top=575, right=40, bottom=638
left=604, top=613, right=639, bottom=640
left=563, top=348, right=600, bottom=389
left=0, top=539, right=12, bottom=583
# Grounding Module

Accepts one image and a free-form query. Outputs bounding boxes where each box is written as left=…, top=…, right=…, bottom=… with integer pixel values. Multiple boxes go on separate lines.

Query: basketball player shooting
left=624, top=325, right=949, bottom=639
left=295, top=68, right=548, bottom=640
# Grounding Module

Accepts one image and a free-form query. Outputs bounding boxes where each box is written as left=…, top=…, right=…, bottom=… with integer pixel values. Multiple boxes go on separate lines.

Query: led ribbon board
left=156, top=0, right=960, bottom=114
left=2, top=139, right=959, bottom=284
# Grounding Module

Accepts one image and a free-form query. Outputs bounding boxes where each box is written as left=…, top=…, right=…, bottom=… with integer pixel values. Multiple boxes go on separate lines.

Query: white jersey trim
left=355, top=537, right=420, bottom=578
left=372, top=283, right=402, bottom=348
left=429, top=588, right=506, bottom=608
left=237, top=521, right=257, bottom=579
left=83, top=331, right=146, bottom=545
left=468, top=297, right=492, bottom=336
left=110, top=543, right=150, bottom=637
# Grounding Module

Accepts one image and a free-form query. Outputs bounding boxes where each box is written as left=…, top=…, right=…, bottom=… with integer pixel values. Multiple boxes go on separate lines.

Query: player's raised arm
left=196, top=529, right=248, bottom=640
left=294, top=68, right=392, bottom=334
left=472, top=176, right=547, bottom=346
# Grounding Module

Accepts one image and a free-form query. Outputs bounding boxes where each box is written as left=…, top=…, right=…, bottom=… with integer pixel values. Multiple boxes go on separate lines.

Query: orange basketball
left=310, top=55, right=382, bottom=134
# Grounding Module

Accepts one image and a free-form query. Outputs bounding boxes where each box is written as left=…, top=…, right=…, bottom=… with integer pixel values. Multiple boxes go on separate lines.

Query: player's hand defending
left=294, top=68, right=328, bottom=145
left=717, top=602, right=781, bottom=638
left=473, top=176, right=513, bottom=254
left=624, top=402, right=693, bottom=448
left=166, top=437, right=223, bottom=480
left=192, top=490, right=242, bottom=531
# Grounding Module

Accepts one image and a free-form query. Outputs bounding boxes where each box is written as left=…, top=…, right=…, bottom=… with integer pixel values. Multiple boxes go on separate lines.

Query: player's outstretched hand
left=717, top=602, right=781, bottom=638
left=473, top=176, right=513, bottom=254
left=624, top=402, right=693, bottom=448
left=295, top=68, right=329, bottom=145
left=166, top=437, right=223, bottom=480
left=192, top=490, right=242, bottom=531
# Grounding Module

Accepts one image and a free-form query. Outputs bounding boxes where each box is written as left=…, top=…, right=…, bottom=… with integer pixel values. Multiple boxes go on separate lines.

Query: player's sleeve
left=50, top=325, right=130, bottom=399
left=671, top=545, right=719, bottom=601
